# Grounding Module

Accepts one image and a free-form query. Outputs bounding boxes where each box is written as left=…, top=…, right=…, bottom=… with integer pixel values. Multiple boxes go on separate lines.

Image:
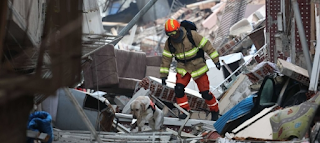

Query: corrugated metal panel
left=214, top=95, right=255, bottom=134
left=83, top=0, right=100, bottom=12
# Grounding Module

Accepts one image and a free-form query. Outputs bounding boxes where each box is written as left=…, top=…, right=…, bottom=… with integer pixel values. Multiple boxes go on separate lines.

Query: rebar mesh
left=212, top=0, right=249, bottom=48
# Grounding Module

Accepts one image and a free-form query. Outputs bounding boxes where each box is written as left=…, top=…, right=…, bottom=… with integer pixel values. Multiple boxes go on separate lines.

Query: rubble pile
left=37, top=0, right=320, bottom=142
left=109, top=0, right=320, bottom=142
left=95, top=0, right=320, bottom=142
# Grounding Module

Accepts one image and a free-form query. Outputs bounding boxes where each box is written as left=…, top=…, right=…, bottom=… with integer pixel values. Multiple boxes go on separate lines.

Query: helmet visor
left=166, top=30, right=178, bottom=36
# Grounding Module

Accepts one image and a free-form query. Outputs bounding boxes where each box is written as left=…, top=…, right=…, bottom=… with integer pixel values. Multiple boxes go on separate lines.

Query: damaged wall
left=136, top=0, right=170, bottom=24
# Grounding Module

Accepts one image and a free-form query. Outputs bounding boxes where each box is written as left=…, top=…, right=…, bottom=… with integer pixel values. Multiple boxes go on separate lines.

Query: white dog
left=130, top=96, right=168, bottom=131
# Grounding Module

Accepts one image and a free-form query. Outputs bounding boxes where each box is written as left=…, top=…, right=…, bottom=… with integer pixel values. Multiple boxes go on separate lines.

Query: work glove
left=215, top=62, right=221, bottom=70
left=161, top=77, right=167, bottom=86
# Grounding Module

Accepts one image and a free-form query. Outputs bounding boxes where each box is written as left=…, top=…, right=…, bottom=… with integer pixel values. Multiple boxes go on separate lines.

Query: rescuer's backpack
left=168, top=20, right=205, bottom=63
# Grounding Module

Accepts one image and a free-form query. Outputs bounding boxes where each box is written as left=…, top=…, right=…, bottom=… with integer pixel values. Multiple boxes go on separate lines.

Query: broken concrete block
left=245, top=61, right=278, bottom=84
left=135, top=77, right=208, bottom=110
left=218, top=74, right=253, bottom=115
left=114, top=95, right=130, bottom=110
left=277, top=58, right=311, bottom=86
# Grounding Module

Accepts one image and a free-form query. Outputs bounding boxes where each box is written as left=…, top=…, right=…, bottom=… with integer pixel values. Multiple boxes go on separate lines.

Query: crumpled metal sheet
left=214, top=95, right=255, bottom=134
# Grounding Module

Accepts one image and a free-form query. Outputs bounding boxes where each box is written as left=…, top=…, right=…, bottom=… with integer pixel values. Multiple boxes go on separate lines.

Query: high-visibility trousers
left=176, top=73, right=219, bottom=112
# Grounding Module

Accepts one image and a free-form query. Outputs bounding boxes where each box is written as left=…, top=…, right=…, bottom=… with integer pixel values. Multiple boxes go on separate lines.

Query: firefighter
left=160, top=19, right=221, bottom=121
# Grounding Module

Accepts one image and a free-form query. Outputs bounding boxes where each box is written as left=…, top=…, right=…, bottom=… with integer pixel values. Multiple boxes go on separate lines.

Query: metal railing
left=211, top=44, right=267, bottom=98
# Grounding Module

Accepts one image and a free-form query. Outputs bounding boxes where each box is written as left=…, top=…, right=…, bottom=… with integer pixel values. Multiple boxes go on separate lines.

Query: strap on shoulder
left=168, top=37, right=176, bottom=54
left=186, top=29, right=196, bottom=47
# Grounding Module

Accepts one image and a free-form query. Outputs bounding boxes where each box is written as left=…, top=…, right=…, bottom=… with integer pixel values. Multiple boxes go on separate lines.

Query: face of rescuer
left=167, top=28, right=180, bottom=39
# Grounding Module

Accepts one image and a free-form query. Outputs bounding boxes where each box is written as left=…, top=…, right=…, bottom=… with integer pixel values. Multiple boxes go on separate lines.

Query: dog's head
left=130, top=100, right=146, bottom=119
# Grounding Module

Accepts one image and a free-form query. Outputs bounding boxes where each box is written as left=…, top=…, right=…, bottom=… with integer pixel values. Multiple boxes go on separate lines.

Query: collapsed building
left=1, top=0, right=320, bottom=142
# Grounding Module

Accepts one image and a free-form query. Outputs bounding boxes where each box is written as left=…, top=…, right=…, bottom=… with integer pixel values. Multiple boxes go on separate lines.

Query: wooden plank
left=218, top=74, right=252, bottom=114
left=277, top=58, right=310, bottom=86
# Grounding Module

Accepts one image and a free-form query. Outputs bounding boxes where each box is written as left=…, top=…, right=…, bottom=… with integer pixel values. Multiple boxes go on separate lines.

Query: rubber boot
left=211, top=110, right=219, bottom=121
left=175, top=95, right=191, bottom=119
left=178, top=109, right=190, bottom=119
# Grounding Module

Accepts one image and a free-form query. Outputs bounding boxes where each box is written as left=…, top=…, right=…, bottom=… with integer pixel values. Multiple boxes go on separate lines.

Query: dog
left=130, top=96, right=168, bottom=131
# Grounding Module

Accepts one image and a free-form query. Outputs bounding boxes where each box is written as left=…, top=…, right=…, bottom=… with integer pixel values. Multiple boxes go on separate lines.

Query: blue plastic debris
left=214, top=95, right=255, bottom=134
left=27, top=111, right=53, bottom=143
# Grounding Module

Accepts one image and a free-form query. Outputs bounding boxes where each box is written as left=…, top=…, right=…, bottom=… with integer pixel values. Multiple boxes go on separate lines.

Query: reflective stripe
left=176, top=48, right=199, bottom=59
left=170, top=19, right=175, bottom=29
left=165, top=20, right=169, bottom=31
left=176, top=68, right=187, bottom=76
left=178, top=102, right=189, bottom=106
left=199, top=37, right=208, bottom=47
left=207, top=102, right=218, bottom=107
left=191, top=65, right=209, bottom=78
left=175, top=37, right=208, bottom=60
left=160, top=67, right=169, bottom=73
left=163, top=50, right=173, bottom=58
left=210, top=51, right=219, bottom=59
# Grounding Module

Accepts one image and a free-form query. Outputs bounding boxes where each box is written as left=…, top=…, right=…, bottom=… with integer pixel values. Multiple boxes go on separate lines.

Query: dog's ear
left=140, top=102, right=146, bottom=111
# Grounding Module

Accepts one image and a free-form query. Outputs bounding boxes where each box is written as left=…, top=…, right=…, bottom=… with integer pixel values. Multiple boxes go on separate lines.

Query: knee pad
left=175, top=83, right=185, bottom=98
left=200, top=90, right=213, bottom=100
